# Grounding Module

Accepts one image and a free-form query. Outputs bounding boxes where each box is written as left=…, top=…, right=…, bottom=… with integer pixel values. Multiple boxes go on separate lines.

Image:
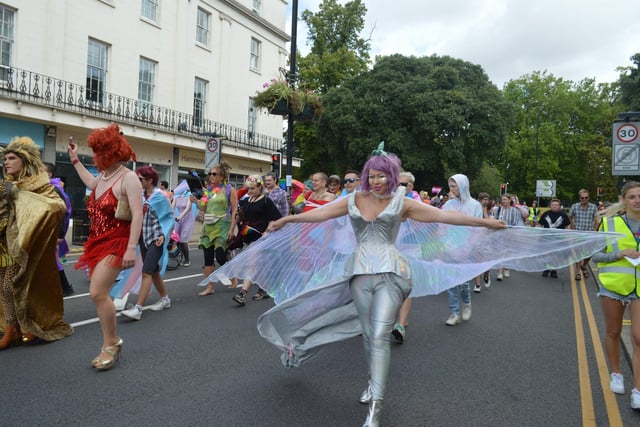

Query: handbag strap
left=118, top=174, right=127, bottom=200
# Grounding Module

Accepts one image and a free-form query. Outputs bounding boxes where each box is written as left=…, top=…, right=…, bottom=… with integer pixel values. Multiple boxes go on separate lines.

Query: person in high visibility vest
left=528, top=200, right=540, bottom=226
left=592, top=180, right=640, bottom=409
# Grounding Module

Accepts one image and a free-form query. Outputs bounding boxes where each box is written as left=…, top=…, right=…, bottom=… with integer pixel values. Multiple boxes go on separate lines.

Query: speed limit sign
left=616, top=123, right=639, bottom=143
left=613, top=117, right=640, bottom=175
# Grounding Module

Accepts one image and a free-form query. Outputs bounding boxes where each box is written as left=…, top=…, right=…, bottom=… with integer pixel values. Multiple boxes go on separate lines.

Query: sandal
left=22, top=332, right=37, bottom=344
left=92, top=337, right=123, bottom=371
left=581, top=266, right=590, bottom=278
left=575, top=273, right=582, bottom=281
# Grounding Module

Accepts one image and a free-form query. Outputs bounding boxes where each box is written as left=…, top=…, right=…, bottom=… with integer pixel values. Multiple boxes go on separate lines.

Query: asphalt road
left=3, top=247, right=639, bottom=426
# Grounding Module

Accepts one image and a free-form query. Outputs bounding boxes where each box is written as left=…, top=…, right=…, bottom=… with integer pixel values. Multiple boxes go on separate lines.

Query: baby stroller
left=166, top=231, right=185, bottom=271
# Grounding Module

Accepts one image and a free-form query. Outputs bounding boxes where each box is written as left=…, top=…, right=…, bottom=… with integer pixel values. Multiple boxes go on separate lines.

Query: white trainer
left=631, top=388, right=640, bottom=409
left=504, top=269, right=510, bottom=278
left=445, top=313, right=461, bottom=326
left=461, top=304, right=472, bottom=321
left=121, top=305, right=142, bottom=320
left=149, top=297, right=171, bottom=311
left=473, top=284, right=482, bottom=293
left=496, top=272, right=503, bottom=281
left=610, top=372, right=625, bottom=395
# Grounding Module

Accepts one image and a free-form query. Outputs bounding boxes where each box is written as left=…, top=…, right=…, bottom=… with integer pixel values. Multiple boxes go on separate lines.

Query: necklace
left=371, top=191, right=393, bottom=200
left=102, top=164, right=123, bottom=181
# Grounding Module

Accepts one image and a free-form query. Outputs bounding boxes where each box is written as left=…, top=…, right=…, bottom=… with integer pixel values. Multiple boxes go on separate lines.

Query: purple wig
left=360, top=152, right=402, bottom=195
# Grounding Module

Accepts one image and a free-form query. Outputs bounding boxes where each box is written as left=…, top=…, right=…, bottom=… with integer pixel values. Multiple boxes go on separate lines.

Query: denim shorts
left=597, top=286, right=640, bottom=304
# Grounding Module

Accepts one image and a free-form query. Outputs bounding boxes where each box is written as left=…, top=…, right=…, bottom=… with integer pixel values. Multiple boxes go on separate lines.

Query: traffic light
left=597, top=186, right=604, bottom=197
left=271, top=152, right=281, bottom=177
left=500, top=183, right=506, bottom=194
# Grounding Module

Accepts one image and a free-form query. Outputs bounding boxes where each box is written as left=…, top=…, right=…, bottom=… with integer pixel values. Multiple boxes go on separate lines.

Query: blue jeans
left=447, top=283, right=471, bottom=314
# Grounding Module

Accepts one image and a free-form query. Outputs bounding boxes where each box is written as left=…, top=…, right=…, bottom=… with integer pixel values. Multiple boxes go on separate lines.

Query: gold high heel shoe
left=91, top=337, right=123, bottom=371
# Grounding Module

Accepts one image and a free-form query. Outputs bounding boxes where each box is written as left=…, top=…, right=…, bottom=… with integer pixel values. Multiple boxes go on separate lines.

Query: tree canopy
left=315, top=54, right=513, bottom=191
left=293, top=0, right=371, bottom=178
left=298, top=0, right=370, bottom=94
left=617, top=53, right=640, bottom=111
left=501, top=72, right=620, bottom=203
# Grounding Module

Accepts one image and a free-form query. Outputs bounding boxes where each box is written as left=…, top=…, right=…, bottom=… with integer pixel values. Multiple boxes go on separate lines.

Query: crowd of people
left=1, top=126, right=638, bottom=424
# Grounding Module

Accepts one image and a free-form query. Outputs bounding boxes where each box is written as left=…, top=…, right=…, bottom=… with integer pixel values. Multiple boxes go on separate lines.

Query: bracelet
left=71, top=158, right=80, bottom=165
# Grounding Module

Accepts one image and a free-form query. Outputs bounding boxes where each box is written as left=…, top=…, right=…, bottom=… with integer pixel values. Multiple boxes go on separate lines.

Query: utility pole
left=285, top=0, right=298, bottom=189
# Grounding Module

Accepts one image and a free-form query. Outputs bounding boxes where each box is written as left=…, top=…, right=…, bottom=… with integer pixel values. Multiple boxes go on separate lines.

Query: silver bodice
left=344, top=189, right=410, bottom=281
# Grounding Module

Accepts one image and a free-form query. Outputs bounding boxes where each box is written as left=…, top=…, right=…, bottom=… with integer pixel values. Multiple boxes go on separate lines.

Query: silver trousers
left=350, top=273, right=411, bottom=400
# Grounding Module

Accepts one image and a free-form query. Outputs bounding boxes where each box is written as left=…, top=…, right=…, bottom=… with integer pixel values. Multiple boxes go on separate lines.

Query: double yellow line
left=571, top=265, right=622, bottom=426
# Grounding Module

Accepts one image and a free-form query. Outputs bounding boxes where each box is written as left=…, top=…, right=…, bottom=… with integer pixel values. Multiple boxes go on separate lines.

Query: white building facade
left=0, top=0, right=295, bottom=242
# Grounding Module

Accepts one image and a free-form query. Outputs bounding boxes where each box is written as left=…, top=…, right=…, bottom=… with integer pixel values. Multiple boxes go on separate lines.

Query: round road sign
left=207, top=138, right=219, bottom=152
left=617, top=123, right=639, bottom=143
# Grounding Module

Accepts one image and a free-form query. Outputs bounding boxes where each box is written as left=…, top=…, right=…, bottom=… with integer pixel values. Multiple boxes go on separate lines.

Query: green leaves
left=317, top=54, right=512, bottom=188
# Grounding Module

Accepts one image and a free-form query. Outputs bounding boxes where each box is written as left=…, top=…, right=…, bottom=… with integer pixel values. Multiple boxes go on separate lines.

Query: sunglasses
left=399, top=182, right=409, bottom=187
left=343, top=178, right=360, bottom=184
left=580, top=196, right=589, bottom=200
left=208, top=172, right=218, bottom=177
left=137, top=176, right=147, bottom=181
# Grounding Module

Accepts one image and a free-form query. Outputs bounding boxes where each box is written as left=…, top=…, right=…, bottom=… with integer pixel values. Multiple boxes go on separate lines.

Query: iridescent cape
left=110, top=188, right=174, bottom=298
left=0, top=173, right=73, bottom=340
left=202, top=199, right=621, bottom=366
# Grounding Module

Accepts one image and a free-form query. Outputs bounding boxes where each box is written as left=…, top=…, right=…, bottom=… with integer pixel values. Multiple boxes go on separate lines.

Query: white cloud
left=290, top=0, right=640, bottom=87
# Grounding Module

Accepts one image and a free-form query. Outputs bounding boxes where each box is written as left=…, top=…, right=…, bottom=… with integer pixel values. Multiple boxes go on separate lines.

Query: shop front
left=0, top=117, right=45, bottom=148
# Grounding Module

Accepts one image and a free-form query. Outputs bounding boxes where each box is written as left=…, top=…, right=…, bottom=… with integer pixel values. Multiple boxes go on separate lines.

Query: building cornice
left=208, top=0, right=290, bottom=42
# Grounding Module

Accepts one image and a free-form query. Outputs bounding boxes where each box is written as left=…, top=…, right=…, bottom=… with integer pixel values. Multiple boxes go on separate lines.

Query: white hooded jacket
left=442, top=174, right=483, bottom=218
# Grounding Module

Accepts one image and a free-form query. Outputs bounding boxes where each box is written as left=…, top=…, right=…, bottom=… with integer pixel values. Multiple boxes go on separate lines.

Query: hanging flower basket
left=254, top=79, right=324, bottom=120
left=294, top=104, right=315, bottom=123
left=269, top=99, right=289, bottom=116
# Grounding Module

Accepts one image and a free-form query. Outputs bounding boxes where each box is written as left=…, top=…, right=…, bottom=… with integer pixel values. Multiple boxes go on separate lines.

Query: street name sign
left=536, top=179, right=556, bottom=197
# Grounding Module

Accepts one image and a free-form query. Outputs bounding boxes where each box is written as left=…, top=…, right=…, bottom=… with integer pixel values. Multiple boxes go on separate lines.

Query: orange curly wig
left=88, top=123, right=136, bottom=170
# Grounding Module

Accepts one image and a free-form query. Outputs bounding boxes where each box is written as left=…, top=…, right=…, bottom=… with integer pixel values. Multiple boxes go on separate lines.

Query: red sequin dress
left=75, top=183, right=131, bottom=275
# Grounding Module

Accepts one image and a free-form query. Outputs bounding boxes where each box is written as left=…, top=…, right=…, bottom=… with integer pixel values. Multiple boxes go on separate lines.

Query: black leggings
left=203, top=245, right=226, bottom=267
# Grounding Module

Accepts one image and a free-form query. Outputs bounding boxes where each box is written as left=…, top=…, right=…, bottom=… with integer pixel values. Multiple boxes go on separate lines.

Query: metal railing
left=0, top=66, right=283, bottom=153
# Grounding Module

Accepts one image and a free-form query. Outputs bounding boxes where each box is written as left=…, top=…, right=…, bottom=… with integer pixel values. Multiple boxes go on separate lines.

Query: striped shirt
left=495, top=206, right=524, bottom=226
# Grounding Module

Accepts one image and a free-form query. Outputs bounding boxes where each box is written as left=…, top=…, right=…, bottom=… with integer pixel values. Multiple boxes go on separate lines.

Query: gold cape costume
left=0, top=172, right=74, bottom=340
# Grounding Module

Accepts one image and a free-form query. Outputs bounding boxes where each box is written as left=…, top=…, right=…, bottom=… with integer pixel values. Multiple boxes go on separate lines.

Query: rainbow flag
left=241, top=224, right=263, bottom=236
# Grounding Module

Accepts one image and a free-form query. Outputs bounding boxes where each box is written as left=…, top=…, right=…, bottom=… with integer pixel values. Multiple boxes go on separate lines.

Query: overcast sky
left=289, top=0, right=640, bottom=88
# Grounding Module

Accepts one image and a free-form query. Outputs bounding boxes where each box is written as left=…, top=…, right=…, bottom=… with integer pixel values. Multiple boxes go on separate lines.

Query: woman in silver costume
left=268, top=145, right=506, bottom=427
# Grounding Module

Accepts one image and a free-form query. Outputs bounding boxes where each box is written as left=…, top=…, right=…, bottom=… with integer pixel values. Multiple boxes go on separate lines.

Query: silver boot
left=362, top=400, right=382, bottom=427
left=359, top=387, right=372, bottom=404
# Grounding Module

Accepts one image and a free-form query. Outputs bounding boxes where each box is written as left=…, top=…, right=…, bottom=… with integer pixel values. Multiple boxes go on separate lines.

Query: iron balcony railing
left=0, top=66, right=283, bottom=153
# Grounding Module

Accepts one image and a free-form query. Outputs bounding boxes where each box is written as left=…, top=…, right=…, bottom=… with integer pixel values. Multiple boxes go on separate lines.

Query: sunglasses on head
left=343, top=178, right=359, bottom=184
left=399, top=182, right=409, bottom=187
left=208, top=172, right=218, bottom=177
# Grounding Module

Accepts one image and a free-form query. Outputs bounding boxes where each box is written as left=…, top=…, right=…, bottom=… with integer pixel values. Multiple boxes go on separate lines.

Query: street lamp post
left=535, top=106, right=540, bottom=205
left=285, top=0, right=298, bottom=186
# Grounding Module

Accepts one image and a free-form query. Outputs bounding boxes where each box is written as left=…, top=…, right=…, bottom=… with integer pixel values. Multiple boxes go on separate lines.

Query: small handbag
left=115, top=179, right=132, bottom=221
